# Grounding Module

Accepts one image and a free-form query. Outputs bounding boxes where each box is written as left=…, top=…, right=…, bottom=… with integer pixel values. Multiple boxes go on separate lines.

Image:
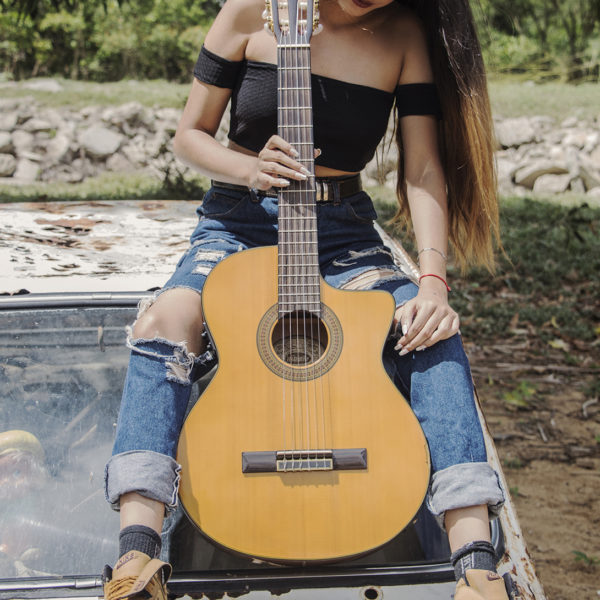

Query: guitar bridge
left=241, top=448, right=367, bottom=473
left=276, top=450, right=333, bottom=472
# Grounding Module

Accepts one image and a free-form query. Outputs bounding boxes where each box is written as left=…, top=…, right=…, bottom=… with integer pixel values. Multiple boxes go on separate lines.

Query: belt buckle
left=316, top=180, right=329, bottom=203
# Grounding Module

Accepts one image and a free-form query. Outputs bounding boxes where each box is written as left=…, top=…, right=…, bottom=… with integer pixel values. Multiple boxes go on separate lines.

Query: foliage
left=474, top=0, right=600, bottom=81
left=2, top=0, right=600, bottom=80
left=0, top=0, right=217, bottom=81
left=572, top=550, right=600, bottom=566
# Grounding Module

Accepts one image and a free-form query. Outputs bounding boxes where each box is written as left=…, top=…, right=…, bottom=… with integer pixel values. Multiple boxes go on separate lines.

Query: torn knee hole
left=341, top=268, right=398, bottom=291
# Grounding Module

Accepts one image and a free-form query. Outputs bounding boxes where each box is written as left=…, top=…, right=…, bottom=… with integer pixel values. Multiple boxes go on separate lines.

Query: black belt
left=211, top=174, right=362, bottom=204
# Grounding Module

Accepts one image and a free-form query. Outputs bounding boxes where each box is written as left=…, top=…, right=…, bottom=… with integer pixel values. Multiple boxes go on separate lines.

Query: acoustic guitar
left=177, top=0, right=430, bottom=563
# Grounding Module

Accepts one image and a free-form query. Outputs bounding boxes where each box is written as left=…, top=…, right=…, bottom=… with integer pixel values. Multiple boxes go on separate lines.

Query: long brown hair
left=395, top=0, right=500, bottom=272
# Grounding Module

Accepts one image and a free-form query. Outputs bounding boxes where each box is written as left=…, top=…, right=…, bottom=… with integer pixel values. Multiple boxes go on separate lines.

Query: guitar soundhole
left=271, top=311, right=329, bottom=366
left=257, top=304, right=342, bottom=381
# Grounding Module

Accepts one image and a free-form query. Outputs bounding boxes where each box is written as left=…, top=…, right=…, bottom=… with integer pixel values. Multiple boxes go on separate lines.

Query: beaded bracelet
left=417, top=247, right=448, bottom=261
left=419, top=273, right=451, bottom=292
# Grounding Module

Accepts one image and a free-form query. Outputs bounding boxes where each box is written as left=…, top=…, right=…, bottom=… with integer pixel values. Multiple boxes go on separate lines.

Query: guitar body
left=177, top=246, right=430, bottom=563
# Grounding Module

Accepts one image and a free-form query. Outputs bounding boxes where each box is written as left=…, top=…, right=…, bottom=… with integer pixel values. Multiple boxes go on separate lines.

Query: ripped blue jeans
left=105, top=184, right=504, bottom=528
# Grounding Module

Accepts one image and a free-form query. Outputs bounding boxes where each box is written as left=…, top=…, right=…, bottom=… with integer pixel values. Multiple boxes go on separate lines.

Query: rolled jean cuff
left=426, top=461, right=505, bottom=529
left=105, top=450, right=181, bottom=512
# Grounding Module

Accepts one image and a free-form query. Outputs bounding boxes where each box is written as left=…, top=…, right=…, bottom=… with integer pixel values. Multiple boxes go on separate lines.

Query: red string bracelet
left=419, top=273, right=451, bottom=292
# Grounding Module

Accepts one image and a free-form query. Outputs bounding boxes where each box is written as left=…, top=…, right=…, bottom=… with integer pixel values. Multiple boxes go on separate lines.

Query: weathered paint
left=0, top=200, right=199, bottom=294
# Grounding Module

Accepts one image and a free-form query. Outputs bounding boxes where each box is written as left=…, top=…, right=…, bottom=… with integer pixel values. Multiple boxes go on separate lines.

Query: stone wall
left=1, top=95, right=600, bottom=199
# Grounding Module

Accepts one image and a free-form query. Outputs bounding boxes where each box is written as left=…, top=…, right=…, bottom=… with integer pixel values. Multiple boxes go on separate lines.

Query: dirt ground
left=465, top=338, right=600, bottom=600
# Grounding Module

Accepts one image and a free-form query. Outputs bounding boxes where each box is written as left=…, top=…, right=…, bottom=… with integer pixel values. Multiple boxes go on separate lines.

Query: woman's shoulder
left=377, top=4, right=427, bottom=50
left=377, top=5, right=433, bottom=84
left=204, top=0, right=266, bottom=60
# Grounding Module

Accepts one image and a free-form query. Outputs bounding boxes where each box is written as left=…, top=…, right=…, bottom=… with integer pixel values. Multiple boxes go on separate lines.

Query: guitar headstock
left=263, top=0, right=322, bottom=43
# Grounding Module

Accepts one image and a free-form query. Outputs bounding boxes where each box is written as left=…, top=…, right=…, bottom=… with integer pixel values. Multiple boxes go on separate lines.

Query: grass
left=488, top=75, right=600, bottom=121
left=0, top=171, right=209, bottom=202
left=0, top=78, right=190, bottom=110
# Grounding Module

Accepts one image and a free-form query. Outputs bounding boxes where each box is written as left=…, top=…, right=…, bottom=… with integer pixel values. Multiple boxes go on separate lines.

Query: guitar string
left=294, top=30, right=312, bottom=466
left=278, top=38, right=291, bottom=469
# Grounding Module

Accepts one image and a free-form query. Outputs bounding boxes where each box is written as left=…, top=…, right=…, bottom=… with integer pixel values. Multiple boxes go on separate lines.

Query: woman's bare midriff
left=228, top=140, right=359, bottom=179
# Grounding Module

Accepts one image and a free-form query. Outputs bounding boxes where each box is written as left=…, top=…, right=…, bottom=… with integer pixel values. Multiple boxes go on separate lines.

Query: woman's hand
left=393, top=278, right=460, bottom=355
left=248, top=135, right=311, bottom=190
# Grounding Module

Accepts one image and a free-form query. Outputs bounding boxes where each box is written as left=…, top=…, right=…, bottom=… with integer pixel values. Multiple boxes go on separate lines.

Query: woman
left=102, top=0, right=508, bottom=598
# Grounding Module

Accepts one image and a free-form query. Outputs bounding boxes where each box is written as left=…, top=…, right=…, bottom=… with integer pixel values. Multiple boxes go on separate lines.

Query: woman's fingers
left=395, top=302, right=459, bottom=354
left=253, top=135, right=311, bottom=189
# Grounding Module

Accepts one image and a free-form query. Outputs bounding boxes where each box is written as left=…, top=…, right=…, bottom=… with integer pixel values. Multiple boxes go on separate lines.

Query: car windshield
left=0, top=297, right=469, bottom=582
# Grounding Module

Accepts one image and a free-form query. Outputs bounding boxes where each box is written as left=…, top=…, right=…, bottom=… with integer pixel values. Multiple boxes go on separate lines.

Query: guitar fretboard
left=277, top=43, right=320, bottom=316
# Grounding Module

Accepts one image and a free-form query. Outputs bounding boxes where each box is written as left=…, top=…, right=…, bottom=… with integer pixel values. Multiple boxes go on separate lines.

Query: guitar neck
left=277, top=43, right=320, bottom=316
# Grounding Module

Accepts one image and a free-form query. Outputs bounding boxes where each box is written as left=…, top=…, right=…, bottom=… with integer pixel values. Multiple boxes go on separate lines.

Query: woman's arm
left=393, top=20, right=460, bottom=353
left=173, top=0, right=308, bottom=189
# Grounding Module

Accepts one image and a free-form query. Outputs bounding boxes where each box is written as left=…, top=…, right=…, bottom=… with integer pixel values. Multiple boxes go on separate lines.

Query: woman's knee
left=132, top=288, right=205, bottom=353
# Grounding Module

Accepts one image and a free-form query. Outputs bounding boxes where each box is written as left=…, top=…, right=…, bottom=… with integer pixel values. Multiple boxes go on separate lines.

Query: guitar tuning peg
left=264, top=21, right=273, bottom=33
left=262, top=8, right=269, bottom=19
left=313, top=22, right=323, bottom=35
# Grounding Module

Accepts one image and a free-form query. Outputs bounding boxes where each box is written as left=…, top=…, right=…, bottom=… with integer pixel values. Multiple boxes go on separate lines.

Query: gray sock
left=450, top=540, right=497, bottom=581
left=119, top=524, right=162, bottom=559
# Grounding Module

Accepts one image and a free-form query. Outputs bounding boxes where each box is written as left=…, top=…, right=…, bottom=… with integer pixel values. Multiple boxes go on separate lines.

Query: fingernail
left=297, top=173, right=307, bottom=180
left=300, top=167, right=311, bottom=176
left=416, top=346, right=426, bottom=352
left=402, top=323, right=408, bottom=335
left=291, top=148, right=299, bottom=157
left=399, top=348, right=409, bottom=356
left=279, top=178, right=290, bottom=186
left=394, top=342, right=402, bottom=351
left=315, top=148, right=322, bottom=157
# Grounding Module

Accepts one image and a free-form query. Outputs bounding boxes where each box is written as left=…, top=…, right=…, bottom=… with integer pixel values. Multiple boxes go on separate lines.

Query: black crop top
left=194, top=45, right=442, bottom=172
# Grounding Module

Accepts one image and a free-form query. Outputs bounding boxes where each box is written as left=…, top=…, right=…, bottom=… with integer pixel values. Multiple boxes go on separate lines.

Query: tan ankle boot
left=103, top=550, right=171, bottom=600
left=454, top=569, right=510, bottom=600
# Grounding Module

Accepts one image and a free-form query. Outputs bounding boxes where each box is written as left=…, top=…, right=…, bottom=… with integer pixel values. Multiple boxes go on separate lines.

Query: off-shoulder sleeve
left=193, top=45, right=244, bottom=89
left=395, top=83, right=442, bottom=120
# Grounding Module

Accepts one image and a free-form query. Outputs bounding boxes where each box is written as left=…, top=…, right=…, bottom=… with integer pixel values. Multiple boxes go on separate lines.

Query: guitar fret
left=279, top=232, right=317, bottom=236
left=278, top=87, right=311, bottom=91
left=279, top=106, right=312, bottom=110
left=279, top=65, right=311, bottom=70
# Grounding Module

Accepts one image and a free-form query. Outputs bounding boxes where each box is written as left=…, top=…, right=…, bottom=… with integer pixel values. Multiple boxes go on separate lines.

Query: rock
left=532, top=173, right=572, bottom=194
left=583, top=131, right=599, bottom=153
left=102, top=102, right=152, bottom=132
left=589, top=145, right=600, bottom=168
left=587, top=186, right=600, bottom=197
left=495, top=117, right=537, bottom=148
left=513, top=161, right=569, bottom=189
left=13, top=158, right=40, bottom=181
left=78, top=125, right=124, bottom=159
left=21, top=79, right=64, bottom=93
left=562, top=130, right=588, bottom=149
left=570, top=177, right=586, bottom=194
left=155, top=107, right=181, bottom=134
left=121, top=142, right=147, bottom=167
left=22, top=118, right=54, bottom=133
left=0, top=154, right=17, bottom=177
left=0, top=112, right=18, bottom=131
left=11, top=130, right=35, bottom=155
left=19, top=150, right=44, bottom=162
left=106, top=152, right=135, bottom=172
left=0, top=132, right=13, bottom=153
left=579, top=160, right=600, bottom=190
left=44, top=133, right=71, bottom=163
left=561, top=116, right=578, bottom=128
